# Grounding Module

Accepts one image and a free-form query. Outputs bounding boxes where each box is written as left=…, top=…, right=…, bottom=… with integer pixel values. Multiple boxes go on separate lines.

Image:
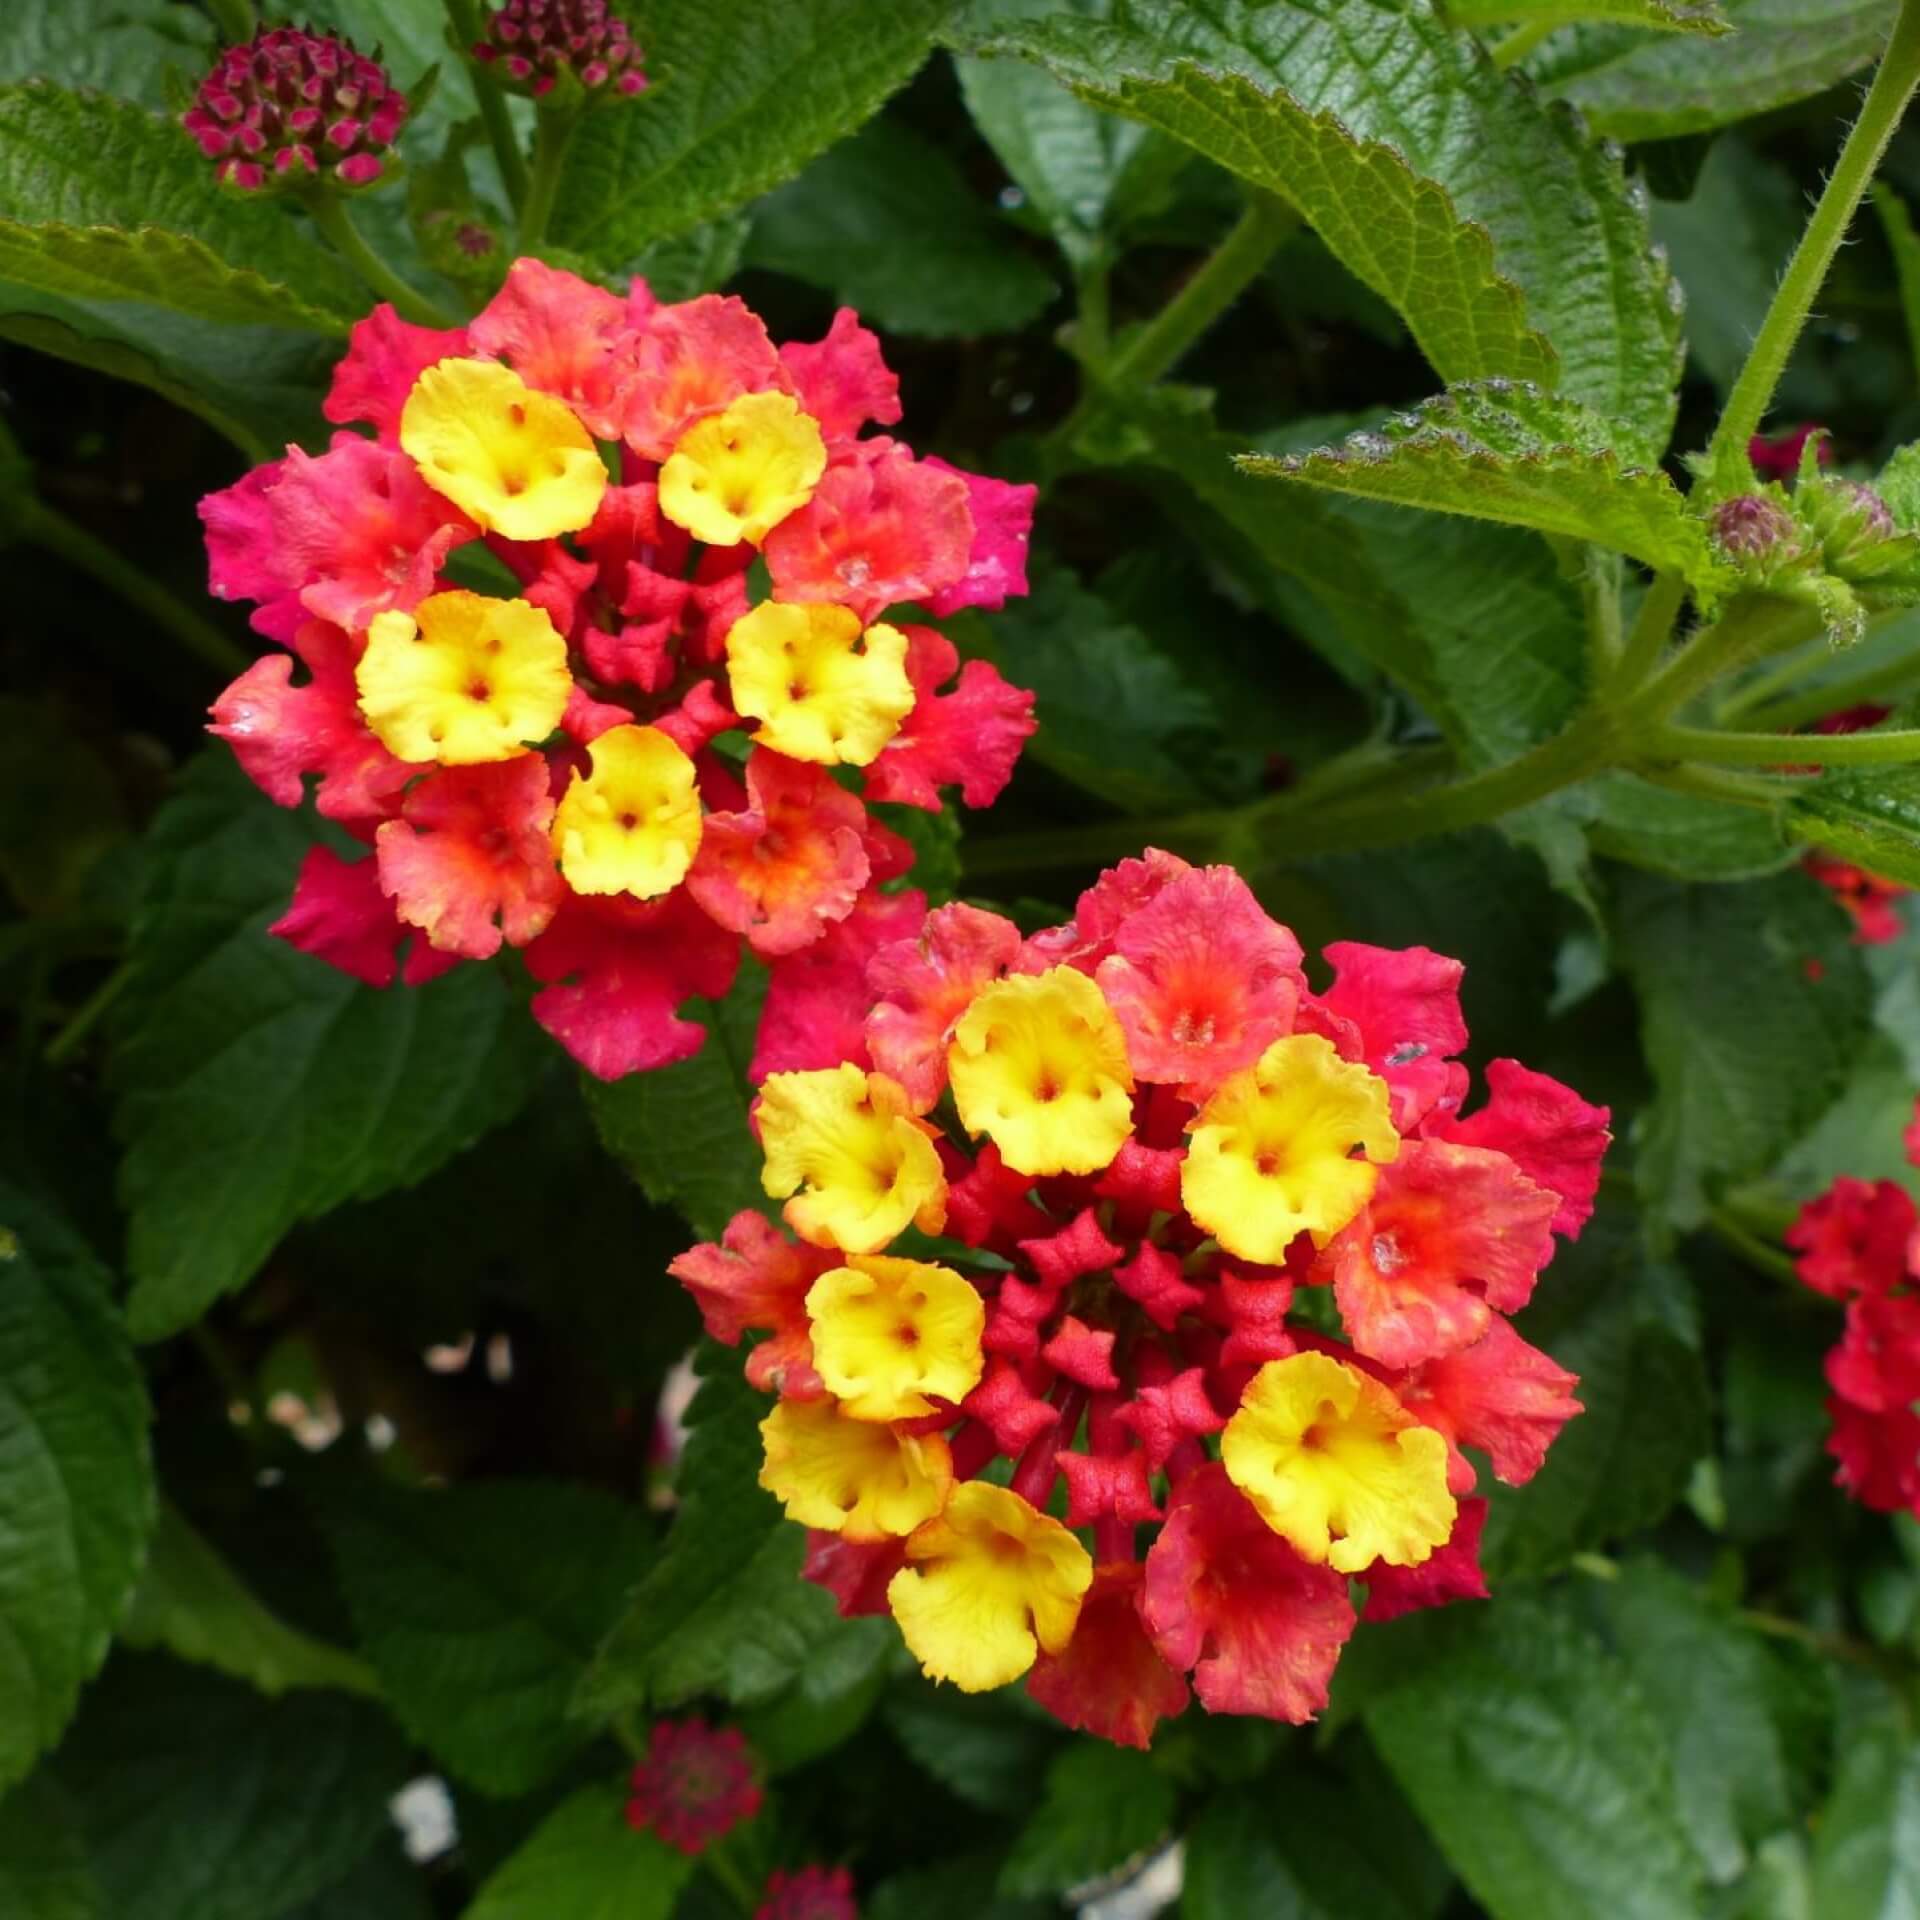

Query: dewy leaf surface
left=550, top=0, right=954, bottom=264
left=1786, top=761, right=1920, bottom=889
left=0, top=1178, right=154, bottom=1795
left=1242, top=384, right=1730, bottom=593
left=1534, top=0, right=1898, bottom=142
left=0, top=84, right=361, bottom=328
left=987, top=0, right=1683, bottom=457
left=109, top=756, right=547, bottom=1342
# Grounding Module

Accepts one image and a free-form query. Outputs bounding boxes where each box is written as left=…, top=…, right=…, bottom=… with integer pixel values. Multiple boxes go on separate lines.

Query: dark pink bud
left=1711, top=494, right=1798, bottom=563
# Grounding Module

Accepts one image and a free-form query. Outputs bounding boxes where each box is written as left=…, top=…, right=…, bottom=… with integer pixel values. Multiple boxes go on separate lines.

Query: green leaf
left=976, top=562, right=1229, bottom=811
left=986, top=0, right=1683, bottom=457
left=1592, top=1560, right=1821, bottom=1886
left=550, top=0, right=953, bottom=265
left=1481, top=1191, right=1708, bottom=1577
left=575, top=1347, right=851, bottom=1717
left=881, top=1680, right=1059, bottom=1814
left=1444, top=0, right=1725, bottom=20
left=109, top=755, right=547, bottom=1341
left=276, top=1842, right=433, bottom=1920
left=1365, top=1596, right=1703, bottom=1920
left=318, top=1477, right=653, bottom=1797
left=55, top=1656, right=408, bottom=1920
left=1786, top=762, right=1920, bottom=889
left=1182, top=1768, right=1444, bottom=1920
left=0, top=84, right=360, bottom=328
left=0, top=1177, right=154, bottom=1795
left=464, top=1783, right=697, bottom=1920
left=866, top=1855, right=1053, bottom=1920
left=582, top=964, right=768, bottom=1243
left=0, top=0, right=213, bottom=108
left=737, top=1615, right=892, bottom=1774
left=1582, top=773, right=1792, bottom=882
left=1615, top=868, right=1875, bottom=1228
left=1534, top=0, right=1897, bottom=143
left=999, top=1745, right=1175, bottom=1896
left=121, top=1502, right=377, bottom=1701
left=1810, top=1725, right=1920, bottom=1918
left=746, top=118, right=1054, bottom=337
left=0, top=1775, right=102, bottom=1920
left=1241, top=385, right=1730, bottom=596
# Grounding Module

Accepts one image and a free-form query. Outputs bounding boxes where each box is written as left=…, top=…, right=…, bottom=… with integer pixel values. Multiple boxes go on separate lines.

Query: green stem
left=701, top=1841, right=761, bottom=1918
left=1108, top=192, right=1296, bottom=389
left=517, top=105, right=580, bottom=255
left=1490, top=19, right=1557, bottom=69
left=1705, top=0, right=1920, bottom=486
left=442, top=0, right=530, bottom=210
left=1731, top=645, right=1920, bottom=733
left=25, top=504, right=247, bottom=676
left=1627, top=594, right=1813, bottom=723
left=1657, top=722, right=1920, bottom=767
left=303, top=192, right=459, bottom=329
left=1637, top=763, right=1789, bottom=812
left=1606, top=571, right=1688, bottom=697
left=1707, top=1203, right=1799, bottom=1283
left=43, top=961, right=135, bottom=1067
left=1074, top=257, right=1112, bottom=370
left=204, top=0, right=255, bottom=40
left=1580, top=545, right=1624, bottom=685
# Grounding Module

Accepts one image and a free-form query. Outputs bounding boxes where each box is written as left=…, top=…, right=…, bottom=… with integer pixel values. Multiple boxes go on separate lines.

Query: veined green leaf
left=1443, top=0, right=1726, bottom=24
left=464, top=1785, right=696, bottom=1920
left=0, top=0, right=213, bottom=107
left=1242, top=384, right=1730, bottom=594
left=1810, top=1724, right=1920, bottom=1918
left=1785, top=762, right=1920, bottom=888
left=984, top=0, right=1684, bottom=457
left=0, top=84, right=360, bottom=327
left=550, top=0, right=953, bottom=265
left=1534, top=0, right=1897, bottom=143
left=999, top=1747, right=1175, bottom=1897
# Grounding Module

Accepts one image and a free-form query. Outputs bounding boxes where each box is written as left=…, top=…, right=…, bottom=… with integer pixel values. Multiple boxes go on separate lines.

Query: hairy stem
left=26, top=503, right=248, bottom=676
left=1606, top=571, right=1688, bottom=697
left=517, top=105, right=580, bottom=255
left=1730, top=644, right=1920, bottom=733
left=1658, top=722, right=1920, bottom=767
left=442, top=0, right=530, bottom=210
left=303, top=192, right=460, bottom=328
left=1706, top=0, right=1920, bottom=486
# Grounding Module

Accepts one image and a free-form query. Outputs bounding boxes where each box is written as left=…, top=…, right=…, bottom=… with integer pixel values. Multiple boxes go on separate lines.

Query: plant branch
left=442, top=0, right=530, bottom=210
left=43, top=960, right=135, bottom=1067
left=1730, top=644, right=1920, bottom=733
left=1707, top=1203, right=1800, bottom=1283
left=1636, top=763, right=1791, bottom=812
left=1657, top=722, right=1920, bottom=767
left=302, top=192, right=460, bottom=328
left=1705, top=0, right=1920, bottom=486
left=1490, top=20, right=1557, bottom=69
left=25, top=503, right=248, bottom=676
left=1580, top=544, right=1624, bottom=685
left=517, top=104, right=580, bottom=254
left=1606, top=571, right=1688, bottom=696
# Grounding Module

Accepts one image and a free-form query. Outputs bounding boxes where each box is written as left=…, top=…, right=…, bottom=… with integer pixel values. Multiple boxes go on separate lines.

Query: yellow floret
left=400, top=357, right=606, bottom=540
left=657, top=390, right=827, bottom=547
left=806, top=1255, right=985, bottom=1421
left=355, top=590, right=571, bottom=765
left=725, top=602, right=914, bottom=766
left=755, top=1063, right=947, bottom=1254
left=1221, top=1350, right=1455, bottom=1572
left=759, top=1395, right=953, bottom=1541
left=947, top=967, right=1134, bottom=1177
left=551, top=723, right=702, bottom=899
left=887, top=1482, right=1092, bottom=1693
left=1181, top=1032, right=1398, bottom=1264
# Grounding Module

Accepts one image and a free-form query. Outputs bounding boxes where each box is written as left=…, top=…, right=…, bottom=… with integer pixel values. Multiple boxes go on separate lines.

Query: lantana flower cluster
left=200, top=259, right=1036, bottom=1080
left=672, top=852, right=1610, bottom=1746
left=1787, top=1102, right=1920, bottom=1515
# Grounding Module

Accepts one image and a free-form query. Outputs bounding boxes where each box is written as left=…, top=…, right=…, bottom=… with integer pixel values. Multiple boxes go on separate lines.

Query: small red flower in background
left=1749, top=424, right=1834, bottom=481
left=672, top=851, right=1609, bottom=1746
left=757, top=1864, right=858, bottom=1920
left=624, top=1717, right=763, bottom=1855
left=198, top=260, right=1037, bottom=1082
left=183, top=28, right=408, bottom=192
left=1788, top=1111, right=1920, bottom=1518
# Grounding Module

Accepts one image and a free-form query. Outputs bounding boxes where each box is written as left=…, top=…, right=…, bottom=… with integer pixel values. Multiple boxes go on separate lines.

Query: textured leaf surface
left=1000, top=1746, right=1175, bottom=1896
left=0, top=85, right=360, bottom=327
left=1243, top=385, right=1729, bottom=593
left=320, top=1478, right=652, bottom=1796
left=550, top=0, right=952, bottom=264
left=576, top=1348, right=851, bottom=1717
left=0, top=1179, right=153, bottom=1794
left=747, top=118, right=1054, bottom=336
left=989, top=0, right=1683, bottom=455
left=277, top=1843, right=433, bottom=1920
left=882, top=1682, right=1060, bottom=1815
left=1579, top=773, right=1792, bottom=881
left=109, top=755, right=547, bottom=1341
left=866, top=1855, right=1052, bottom=1920
left=1811, top=1726, right=1920, bottom=1919
left=1482, top=1194, right=1706, bottom=1577
left=583, top=965, right=767, bottom=1243
left=1595, top=1560, right=1818, bottom=1886
left=1615, top=869, right=1875, bottom=1227
left=121, top=1502, right=376, bottom=1700
left=1445, top=0, right=1724, bottom=20
left=1535, top=0, right=1897, bottom=142
left=1365, top=1597, right=1702, bottom=1920
left=0, top=1775, right=102, bottom=1920
left=56, top=1656, right=407, bottom=1920
left=1786, top=763, right=1920, bottom=889
left=464, top=1783, right=695, bottom=1920
left=0, top=0, right=212, bottom=107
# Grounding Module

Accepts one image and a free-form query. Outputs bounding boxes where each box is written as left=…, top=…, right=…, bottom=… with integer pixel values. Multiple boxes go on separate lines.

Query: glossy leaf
left=1786, top=763, right=1920, bottom=889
